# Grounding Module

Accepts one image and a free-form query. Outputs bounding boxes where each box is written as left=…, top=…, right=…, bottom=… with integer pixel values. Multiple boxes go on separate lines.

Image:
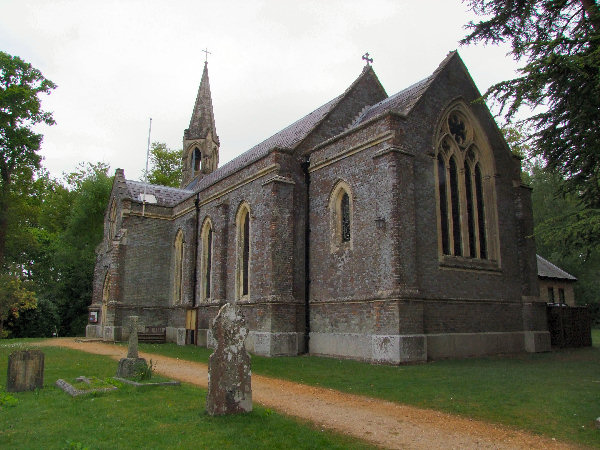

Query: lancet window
left=329, top=181, right=353, bottom=250
left=193, top=147, right=201, bottom=172
left=200, top=219, right=213, bottom=300
left=173, top=229, right=184, bottom=304
left=236, top=203, right=251, bottom=299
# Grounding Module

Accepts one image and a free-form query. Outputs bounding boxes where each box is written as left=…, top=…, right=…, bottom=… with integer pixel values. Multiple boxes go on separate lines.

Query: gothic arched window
left=435, top=104, right=497, bottom=261
left=341, top=192, right=351, bottom=242
left=200, top=219, right=213, bottom=300
left=329, top=181, right=353, bottom=251
left=102, top=272, right=110, bottom=326
left=173, top=229, right=184, bottom=304
left=193, top=147, right=201, bottom=172
left=236, top=204, right=251, bottom=299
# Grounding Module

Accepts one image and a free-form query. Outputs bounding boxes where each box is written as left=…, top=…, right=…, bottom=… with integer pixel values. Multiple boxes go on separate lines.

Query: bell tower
left=181, top=60, right=219, bottom=188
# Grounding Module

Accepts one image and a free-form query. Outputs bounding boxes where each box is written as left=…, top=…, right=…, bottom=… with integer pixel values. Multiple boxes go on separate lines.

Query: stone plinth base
left=102, top=326, right=122, bottom=342
left=309, top=332, right=427, bottom=364
left=524, top=331, right=551, bottom=353
left=427, top=332, right=525, bottom=359
left=166, top=327, right=186, bottom=346
left=116, top=357, right=147, bottom=378
left=86, top=325, right=102, bottom=338
left=206, top=330, right=304, bottom=356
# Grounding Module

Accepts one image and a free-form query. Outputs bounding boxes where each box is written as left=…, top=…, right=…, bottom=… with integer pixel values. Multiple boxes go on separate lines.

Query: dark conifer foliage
left=462, top=0, right=600, bottom=207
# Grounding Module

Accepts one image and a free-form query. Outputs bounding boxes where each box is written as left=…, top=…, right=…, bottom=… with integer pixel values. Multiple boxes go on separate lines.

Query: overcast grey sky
left=1, top=0, right=517, bottom=181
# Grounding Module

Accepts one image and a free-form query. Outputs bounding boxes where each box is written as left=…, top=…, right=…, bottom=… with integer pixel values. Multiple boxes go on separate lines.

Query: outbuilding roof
left=536, top=254, right=577, bottom=281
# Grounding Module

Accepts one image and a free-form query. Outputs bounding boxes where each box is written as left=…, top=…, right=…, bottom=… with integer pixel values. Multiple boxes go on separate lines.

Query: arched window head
left=200, top=218, right=213, bottom=300
left=193, top=147, right=201, bottom=172
left=236, top=203, right=251, bottom=299
left=329, top=181, right=353, bottom=251
left=173, top=229, right=184, bottom=305
left=434, top=102, right=498, bottom=262
left=108, top=200, right=117, bottom=240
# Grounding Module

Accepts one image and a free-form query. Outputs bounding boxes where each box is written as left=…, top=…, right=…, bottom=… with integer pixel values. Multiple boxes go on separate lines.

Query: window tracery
left=435, top=103, right=497, bottom=262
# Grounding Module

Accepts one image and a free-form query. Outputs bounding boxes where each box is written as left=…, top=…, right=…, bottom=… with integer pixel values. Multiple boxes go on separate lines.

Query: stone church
left=86, top=51, right=551, bottom=363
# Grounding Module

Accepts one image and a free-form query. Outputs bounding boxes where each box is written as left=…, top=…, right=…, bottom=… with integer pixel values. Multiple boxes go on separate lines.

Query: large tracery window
left=435, top=104, right=497, bottom=262
left=236, top=203, right=251, bottom=299
left=173, top=229, right=184, bottom=304
left=200, top=218, right=213, bottom=300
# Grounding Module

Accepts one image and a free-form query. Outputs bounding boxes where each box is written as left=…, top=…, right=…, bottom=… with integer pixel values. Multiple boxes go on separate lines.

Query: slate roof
left=356, top=77, right=433, bottom=124
left=124, top=180, right=193, bottom=207
left=157, top=51, right=460, bottom=195
left=184, top=94, right=343, bottom=191
left=537, top=254, right=577, bottom=281
left=353, top=50, right=457, bottom=127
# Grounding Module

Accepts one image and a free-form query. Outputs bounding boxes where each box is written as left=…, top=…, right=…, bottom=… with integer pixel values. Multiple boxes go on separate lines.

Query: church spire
left=181, top=61, right=220, bottom=188
left=185, top=61, right=219, bottom=143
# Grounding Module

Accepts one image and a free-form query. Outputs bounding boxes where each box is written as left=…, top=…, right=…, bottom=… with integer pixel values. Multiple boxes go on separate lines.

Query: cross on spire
left=202, top=48, right=212, bottom=64
left=362, top=52, right=373, bottom=66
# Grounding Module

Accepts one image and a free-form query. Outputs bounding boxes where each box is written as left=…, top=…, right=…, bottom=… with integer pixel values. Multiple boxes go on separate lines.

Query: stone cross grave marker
left=6, top=350, right=44, bottom=392
left=127, top=315, right=139, bottom=358
left=116, top=316, right=147, bottom=378
left=206, top=303, right=252, bottom=415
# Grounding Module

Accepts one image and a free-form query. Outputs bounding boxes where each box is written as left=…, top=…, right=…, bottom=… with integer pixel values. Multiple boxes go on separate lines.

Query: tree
left=527, top=164, right=600, bottom=318
left=0, top=274, right=36, bottom=338
left=54, top=162, right=112, bottom=335
left=4, top=163, right=111, bottom=337
left=145, top=142, right=182, bottom=187
left=461, top=1, right=600, bottom=208
left=0, top=52, right=56, bottom=268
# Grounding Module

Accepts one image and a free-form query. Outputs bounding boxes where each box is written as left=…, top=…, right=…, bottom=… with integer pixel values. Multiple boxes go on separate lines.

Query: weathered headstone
left=6, top=350, right=44, bottom=392
left=116, top=316, right=147, bottom=378
left=206, top=303, right=252, bottom=415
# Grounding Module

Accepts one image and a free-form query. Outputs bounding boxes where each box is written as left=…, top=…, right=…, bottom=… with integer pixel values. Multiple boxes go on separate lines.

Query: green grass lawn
left=130, top=330, right=600, bottom=448
left=0, top=342, right=372, bottom=450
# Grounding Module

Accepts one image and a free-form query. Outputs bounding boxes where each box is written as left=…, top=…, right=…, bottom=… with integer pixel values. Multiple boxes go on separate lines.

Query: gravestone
left=116, top=316, right=147, bottom=378
left=6, top=350, right=44, bottom=392
left=206, top=303, right=252, bottom=415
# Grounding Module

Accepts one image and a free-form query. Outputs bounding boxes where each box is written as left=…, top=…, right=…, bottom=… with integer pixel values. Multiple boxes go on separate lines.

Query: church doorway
left=185, top=308, right=197, bottom=345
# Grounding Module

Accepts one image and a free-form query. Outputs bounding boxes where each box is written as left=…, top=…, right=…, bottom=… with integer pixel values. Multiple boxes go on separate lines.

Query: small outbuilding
left=537, top=255, right=577, bottom=306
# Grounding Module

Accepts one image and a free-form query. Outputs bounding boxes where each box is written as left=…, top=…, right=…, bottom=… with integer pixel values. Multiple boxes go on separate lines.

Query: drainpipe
left=301, top=159, right=311, bottom=354
left=192, top=193, right=200, bottom=307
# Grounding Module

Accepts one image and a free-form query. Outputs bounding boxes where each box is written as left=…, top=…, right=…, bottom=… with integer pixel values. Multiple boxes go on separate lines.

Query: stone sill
left=439, top=255, right=501, bottom=273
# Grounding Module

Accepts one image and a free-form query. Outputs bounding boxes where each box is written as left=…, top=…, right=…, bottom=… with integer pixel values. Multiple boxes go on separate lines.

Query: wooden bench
left=138, top=326, right=166, bottom=344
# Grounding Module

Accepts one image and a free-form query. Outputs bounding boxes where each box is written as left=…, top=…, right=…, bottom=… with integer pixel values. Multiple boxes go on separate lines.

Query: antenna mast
left=142, top=117, right=152, bottom=217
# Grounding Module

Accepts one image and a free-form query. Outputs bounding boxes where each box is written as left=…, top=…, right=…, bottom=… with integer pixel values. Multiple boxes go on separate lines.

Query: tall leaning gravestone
left=7, top=350, right=44, bottom=392
left=206, top=303, right=252, bottom=415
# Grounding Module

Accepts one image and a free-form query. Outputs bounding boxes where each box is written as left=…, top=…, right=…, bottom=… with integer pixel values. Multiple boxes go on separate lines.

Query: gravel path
left=38, top=338, right=577, bottom=450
